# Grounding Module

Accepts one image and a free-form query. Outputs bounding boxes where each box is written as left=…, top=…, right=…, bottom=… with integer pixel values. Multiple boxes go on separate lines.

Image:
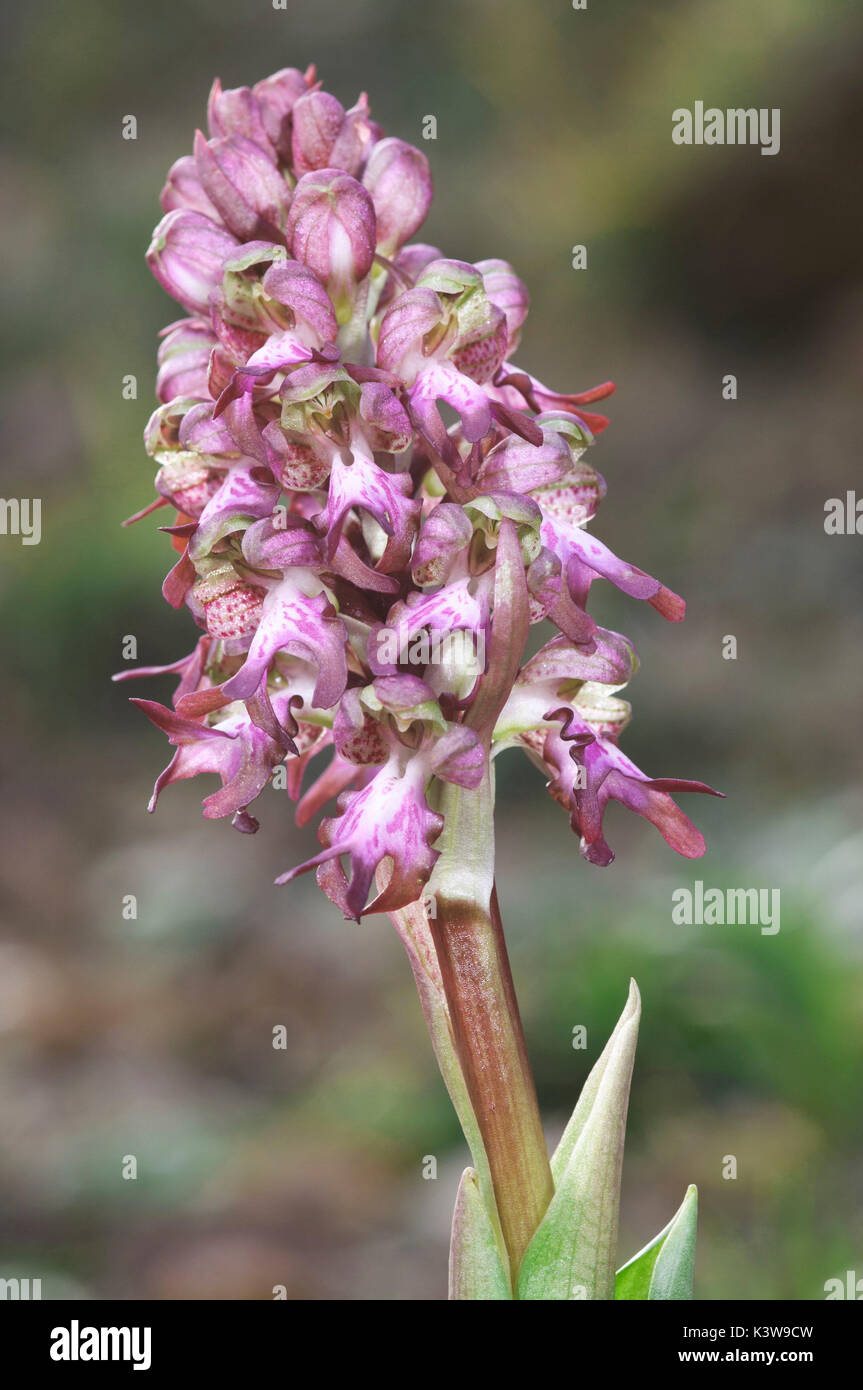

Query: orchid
left=120, top=64, right=721, bottom=1301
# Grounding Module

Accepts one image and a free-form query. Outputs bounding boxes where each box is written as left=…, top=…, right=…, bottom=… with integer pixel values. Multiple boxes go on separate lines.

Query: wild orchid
left=119, top=64, right=720, bottom=1300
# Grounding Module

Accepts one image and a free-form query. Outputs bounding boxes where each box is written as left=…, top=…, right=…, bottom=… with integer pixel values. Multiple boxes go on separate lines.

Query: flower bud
left=156, top=318, right=217, bottom=402
left=290, top=90, right=379, bottom=178
left=261, top=259, right=339, bottom=344
left=362, top=138, right=433, bottom=254
left=160, top=155, right=219, bottom=219
left=475, top=259, right=529, bottom=355
left=286, top=170, right=376, bottom=319
left=193, top=131, right=291, bottom=242
left=290, top=90, right=343, bottom=175
left=147, top=210, right=237, bottom=315
left=206, top=79, right=274, bottom=157
left=253, top=66, right=314, bottom=161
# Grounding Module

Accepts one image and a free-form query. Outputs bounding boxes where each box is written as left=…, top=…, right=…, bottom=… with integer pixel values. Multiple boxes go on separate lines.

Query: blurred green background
left=1, top=0, right=861, bottom=1299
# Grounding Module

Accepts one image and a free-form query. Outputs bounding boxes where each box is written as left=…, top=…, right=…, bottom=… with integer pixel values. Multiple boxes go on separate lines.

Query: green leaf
left=549, top=978, right=641, bottom=1187
left=517, top=981, right=641, bottom=1300
left=449, top=1168, right=513, bottom=1300
left=615, top=1185, right=698, bottom=1300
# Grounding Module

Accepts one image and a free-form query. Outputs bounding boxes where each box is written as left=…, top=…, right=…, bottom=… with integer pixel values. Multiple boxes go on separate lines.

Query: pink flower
left=123, top=64, right=719, bottom=921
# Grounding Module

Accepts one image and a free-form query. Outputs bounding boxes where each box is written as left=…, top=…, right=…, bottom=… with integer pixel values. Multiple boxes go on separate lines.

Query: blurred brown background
left=1, top=0, right=861, bottom=1299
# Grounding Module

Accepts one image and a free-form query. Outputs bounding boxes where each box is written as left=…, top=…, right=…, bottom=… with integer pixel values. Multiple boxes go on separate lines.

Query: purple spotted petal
left=520, top=628, right=638, bottom=693
left=376, top=287, right=444, bottom=375
left=241, top=514, right=324, bottom=571
left=385, top=578, right=489, bottom=652
left=357, top=381, right=412, bottom=452
left=213, top=331, right=316, bottom=415
left=477, top=431, right=569, bottom=495
left=261, top=260, right=339, bottom=343
left=411, top=503, right=473, bottom=587
left=427, top=724, right=485, bottom=788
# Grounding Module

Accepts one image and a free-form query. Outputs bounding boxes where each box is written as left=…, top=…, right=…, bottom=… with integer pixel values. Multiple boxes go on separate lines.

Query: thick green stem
left=427, top=770, right=554, bottom=1276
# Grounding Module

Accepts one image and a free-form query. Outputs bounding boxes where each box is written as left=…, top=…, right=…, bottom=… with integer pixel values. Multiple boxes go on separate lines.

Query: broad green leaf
left=449, top=1168, right=513, bottom=1300
left=615, top=1185, right=698, bottom=1300
left=517, top=981, right=641, bottom=1300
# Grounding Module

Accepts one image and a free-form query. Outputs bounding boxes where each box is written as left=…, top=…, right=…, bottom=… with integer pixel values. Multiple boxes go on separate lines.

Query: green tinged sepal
left=517, top=980, right=641, bottom=1300
left=615, top=1185, right=698, bottom=1300
left=448, top=1168, right=513, bottom=1300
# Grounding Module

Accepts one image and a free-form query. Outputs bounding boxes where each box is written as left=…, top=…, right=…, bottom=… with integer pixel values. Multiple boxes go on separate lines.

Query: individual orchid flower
left=375, top=259, right=510, bottom=461
left=542, top=704, right=720, bottom=865
left=277, top=676, right=484, bottom=919
left=272, top=363, right=420, bottom=580
left=130, top=690, right=298, bottom=834
left=212, top=254, right=340, bottom=416
left=477, top=412, right=684, bottom=620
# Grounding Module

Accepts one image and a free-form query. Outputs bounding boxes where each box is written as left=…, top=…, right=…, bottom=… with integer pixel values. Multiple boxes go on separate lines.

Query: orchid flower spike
left=124, top=64, right=720, bottom=922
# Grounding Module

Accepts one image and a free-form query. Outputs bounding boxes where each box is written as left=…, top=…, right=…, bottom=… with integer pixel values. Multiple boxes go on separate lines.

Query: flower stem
left=427, top=771, right=554, bottom=1277
left=386, top=895, right=511, bottom=1288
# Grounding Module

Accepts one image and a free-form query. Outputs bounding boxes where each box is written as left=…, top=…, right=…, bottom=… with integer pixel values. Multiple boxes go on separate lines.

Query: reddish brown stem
left=429, top=887, right=554, bottom=1276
